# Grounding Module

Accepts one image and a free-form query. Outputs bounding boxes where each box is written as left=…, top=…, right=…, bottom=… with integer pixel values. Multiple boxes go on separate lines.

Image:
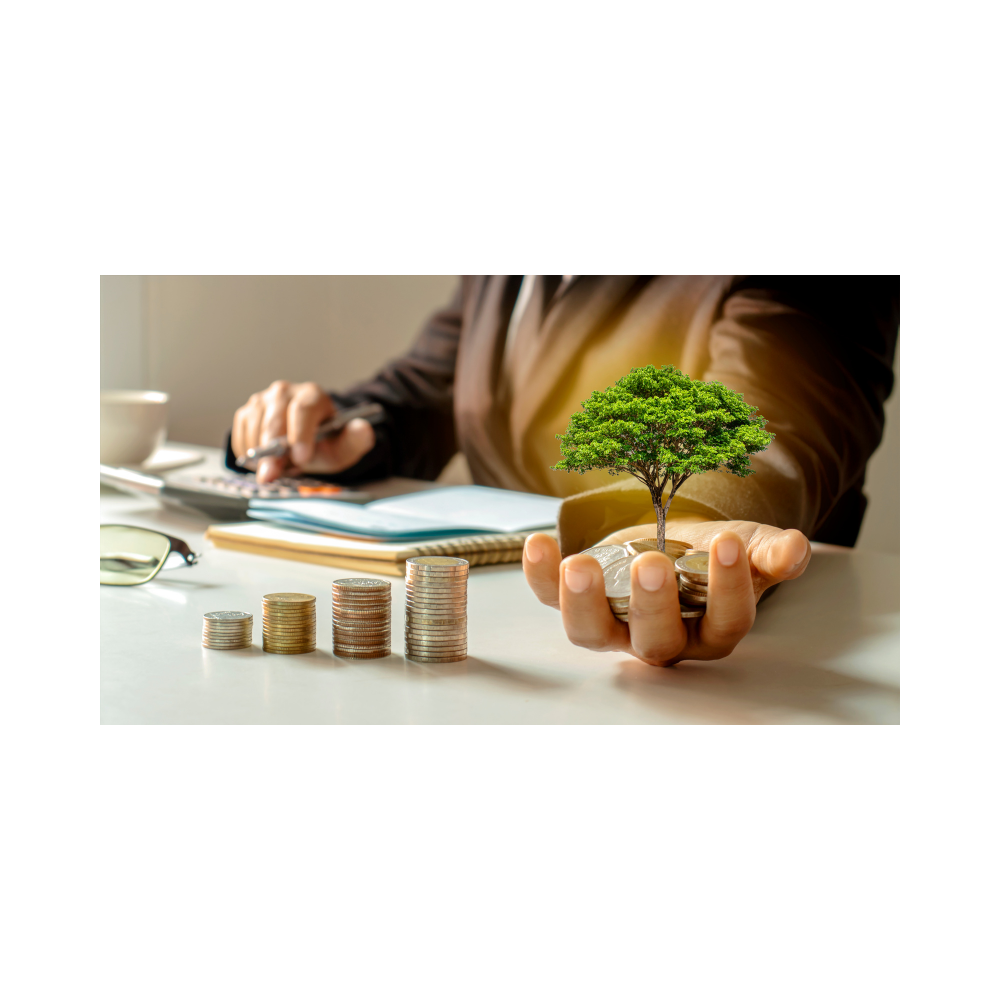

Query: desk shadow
left=371, top=654, right=568, bottom=692
left=613, top=550, right=899, bottom=724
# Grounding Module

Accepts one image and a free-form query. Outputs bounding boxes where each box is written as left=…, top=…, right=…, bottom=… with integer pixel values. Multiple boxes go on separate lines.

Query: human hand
left=232, top=380, right=376, bottom=483
left=522, top=520, right=811, bottom=667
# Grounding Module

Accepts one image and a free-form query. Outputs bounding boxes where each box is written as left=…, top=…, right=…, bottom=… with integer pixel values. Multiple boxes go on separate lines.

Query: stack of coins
left=202, top=610, right=253, bottom=649
left=332, top=578, right=391, bottom=658
left=261, top=592, right=316, bottom=654
left=404, top=556, right=468, bottom=662
left=674, top=551, right=710, bottom=607
left=580, top=540, right=705, bottom=623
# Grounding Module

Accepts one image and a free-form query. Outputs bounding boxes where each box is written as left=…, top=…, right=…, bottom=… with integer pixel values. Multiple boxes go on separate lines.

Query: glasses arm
left=165, top=533, right=199, bottom=566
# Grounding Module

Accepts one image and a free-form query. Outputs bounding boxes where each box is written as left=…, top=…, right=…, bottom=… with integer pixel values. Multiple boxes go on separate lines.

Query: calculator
left=100, top=465, right=370, bottom=521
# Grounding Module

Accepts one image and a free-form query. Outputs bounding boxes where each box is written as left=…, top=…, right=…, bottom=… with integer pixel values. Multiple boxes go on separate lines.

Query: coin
left=674, top=552, right=709, bottom=581
left=406, top=653, right=467, bottom=663
left=625, top=538, right=692, bottom=560
left=262, top=592, right=316, bottom=603
left=579, top=544, right=630, bottom=569
left=680, top=605, right=705, bottom=618
left=204, top=611, right=253, bottom=621
left=405, top=615, right=467, bottom=626
left=678, top=577, right=708, bottom=594
left=406, top=556, right=470, bottom=569
left=334, top=648, right=390, bottom=659
left=677, top=590, right=707, bottom=605
left=333, top=578, right=390, bottom=591
left=405, top=637, right=469, bottom=649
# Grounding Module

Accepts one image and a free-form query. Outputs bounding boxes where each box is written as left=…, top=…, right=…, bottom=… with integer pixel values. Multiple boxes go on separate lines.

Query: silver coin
left=204, top=611, right=253, bottom=621
left=404, top=583, right=467, bottom=594
left=331, top=594, right=392, bottom=603
left=602, top=553, right=637, bottom=598
left=678, top=577, right=708, bottom=594
left=405, top=640, right=469, bottom=651
left=405, top=624, right=467, bottom=633
left=406, top=556, right=469, bottom=568
left=334, top=649, right=391, bottom=659
left=404, top=616, right=467, bottom=627
left=677, top=591, right=707, bottom=605
left=674, top=551, right=710, bottom=581
left=332, top=578, right=390, bottom=591
left=406, top=653, right=468, bottom=663
left=202, top=641, right=252, bottom=648
left=579, top=544, right=630, bottom=569
left=679, top=605, right=705, bottom=618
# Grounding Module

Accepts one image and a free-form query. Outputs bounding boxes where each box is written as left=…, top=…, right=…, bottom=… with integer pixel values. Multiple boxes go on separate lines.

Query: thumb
left=749, top=527, right=811, bottom=582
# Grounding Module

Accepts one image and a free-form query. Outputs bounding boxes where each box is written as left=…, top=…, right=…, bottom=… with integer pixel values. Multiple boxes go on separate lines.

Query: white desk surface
left=101, top=446, right=899, bottom=725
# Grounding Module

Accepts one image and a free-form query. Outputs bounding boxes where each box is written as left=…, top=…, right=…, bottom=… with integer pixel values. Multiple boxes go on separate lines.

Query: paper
left=248, top=485, right=561, bottom=540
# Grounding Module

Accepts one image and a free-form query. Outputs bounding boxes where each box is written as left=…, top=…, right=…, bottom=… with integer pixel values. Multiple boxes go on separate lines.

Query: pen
left=236, top=401, right=384, bottom=466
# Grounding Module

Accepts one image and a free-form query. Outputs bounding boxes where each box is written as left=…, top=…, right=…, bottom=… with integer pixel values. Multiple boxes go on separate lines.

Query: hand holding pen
left=232, top=381, right=383, bottom=484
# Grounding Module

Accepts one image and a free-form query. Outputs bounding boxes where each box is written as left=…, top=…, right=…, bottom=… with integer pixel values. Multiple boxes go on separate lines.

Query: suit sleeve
left=676, top=276, right=899, bottom=543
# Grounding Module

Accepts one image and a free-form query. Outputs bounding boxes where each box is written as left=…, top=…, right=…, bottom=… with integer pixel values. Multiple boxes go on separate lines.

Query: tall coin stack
left=261, top=592, right=316, bottom=654
left=404, top=556, right=469, bottom=662
left=332, top=578, right=391, bottom=658
left=202, top=610, right=253, bottom=649
left=674, top=551, right=709, bottom=607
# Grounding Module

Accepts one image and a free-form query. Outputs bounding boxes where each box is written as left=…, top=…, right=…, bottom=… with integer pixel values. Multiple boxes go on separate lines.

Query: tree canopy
left=553, top=365, right=774, bottom=549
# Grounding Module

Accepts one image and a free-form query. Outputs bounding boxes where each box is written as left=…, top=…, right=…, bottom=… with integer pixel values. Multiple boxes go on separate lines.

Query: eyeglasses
left=100, top=524, right=199, bottom=586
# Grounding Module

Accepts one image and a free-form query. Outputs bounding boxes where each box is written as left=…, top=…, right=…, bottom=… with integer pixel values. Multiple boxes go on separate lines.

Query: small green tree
left=553, top=365, right=775, bottom=552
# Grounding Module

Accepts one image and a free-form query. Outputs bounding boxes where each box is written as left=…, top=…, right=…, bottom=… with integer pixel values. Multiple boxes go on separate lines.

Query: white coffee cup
left=100, top=390, right=169, bottom=466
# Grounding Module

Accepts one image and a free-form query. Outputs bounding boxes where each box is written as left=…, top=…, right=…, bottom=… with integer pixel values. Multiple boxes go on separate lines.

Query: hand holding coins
left=580, top=537, right=704, bottom=622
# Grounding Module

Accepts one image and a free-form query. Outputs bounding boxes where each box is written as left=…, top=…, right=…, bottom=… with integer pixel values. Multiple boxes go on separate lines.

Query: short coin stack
left=261, top=592, right=316, bottom=654
left=674, top=551, right=710, bottom=607
left=202, top=610, right=253, bottom=649
left=404, top=556, right=468, bottom=662
left=332, top=578, right=391, bottom=658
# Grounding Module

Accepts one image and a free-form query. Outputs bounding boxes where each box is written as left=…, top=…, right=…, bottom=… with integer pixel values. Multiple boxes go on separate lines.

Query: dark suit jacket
left=227, top=276, right=899, bottom=548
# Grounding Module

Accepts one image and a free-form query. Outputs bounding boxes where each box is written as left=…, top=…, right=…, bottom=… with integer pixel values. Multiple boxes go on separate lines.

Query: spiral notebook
left=204, top=520, right=543, bottom=576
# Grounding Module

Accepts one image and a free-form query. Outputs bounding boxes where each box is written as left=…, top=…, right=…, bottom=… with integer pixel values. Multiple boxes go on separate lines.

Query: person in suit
left=228, top=275, right=899, bottom=667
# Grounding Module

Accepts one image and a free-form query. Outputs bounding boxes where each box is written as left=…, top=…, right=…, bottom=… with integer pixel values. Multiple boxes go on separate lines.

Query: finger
left=256, top=454, right=289, bottom=483
left=260, top=380, right=293, bottom=444
left=522, top=533, right=562, bottom=609
left=749, top=527, right=811, bottom=583
left=627, top=552, right=687, bottom=666
left=311, top=418, right=376, bottom=473
left=231, top=405, right=247, bottom=460
left=559, top=554, right=630, bottom=652
left=698, top=531, right=756, bottom=656
left=287, top=384, right=334, bottom=467
left=243, top=395, right=264, bottom=455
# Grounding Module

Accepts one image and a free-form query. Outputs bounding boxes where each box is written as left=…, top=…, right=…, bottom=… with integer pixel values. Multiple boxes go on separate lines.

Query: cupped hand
left=232, top=380, right=376, bottom=483
left=522, top=520, right=811, bottom=667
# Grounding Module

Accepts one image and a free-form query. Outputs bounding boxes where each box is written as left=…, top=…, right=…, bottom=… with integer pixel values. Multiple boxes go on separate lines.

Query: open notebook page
left=248, top=485, right=562, bottom=539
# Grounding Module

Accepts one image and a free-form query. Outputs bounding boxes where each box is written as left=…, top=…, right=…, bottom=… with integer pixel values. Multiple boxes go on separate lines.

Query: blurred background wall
left=100, top=275, right=899, bottom=554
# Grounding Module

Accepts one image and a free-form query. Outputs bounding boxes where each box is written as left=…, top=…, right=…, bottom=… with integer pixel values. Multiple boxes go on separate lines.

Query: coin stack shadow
left=675, top=551, right=709, bottom=608
left=332, top=578, right=391, bottom=658
left=404, top=556, right=469, bottom=662
left=202, top=611, right=253, bottom=649
left=261, top=592, right=316, bottom=654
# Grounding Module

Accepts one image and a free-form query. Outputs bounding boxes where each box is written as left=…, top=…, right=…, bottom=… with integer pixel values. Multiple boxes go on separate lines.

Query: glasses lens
left=100, top=525, right=171, bottom=585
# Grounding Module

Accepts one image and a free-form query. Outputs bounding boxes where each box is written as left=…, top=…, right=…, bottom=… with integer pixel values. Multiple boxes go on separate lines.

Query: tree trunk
left=654, top=500, right=666, bottom=552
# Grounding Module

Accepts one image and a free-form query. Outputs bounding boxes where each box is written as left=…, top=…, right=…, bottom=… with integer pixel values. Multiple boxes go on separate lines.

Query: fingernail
left=716, top=537, right=740, bottom=567
left=524, top=536, right=543, bottom=563
left=637, top=562, right=666, bottom=592
left=564, top=568, right=592, bottom=594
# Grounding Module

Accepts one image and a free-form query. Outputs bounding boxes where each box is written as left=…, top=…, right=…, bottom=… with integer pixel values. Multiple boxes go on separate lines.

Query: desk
left=101, top=446, right=899, bottom=724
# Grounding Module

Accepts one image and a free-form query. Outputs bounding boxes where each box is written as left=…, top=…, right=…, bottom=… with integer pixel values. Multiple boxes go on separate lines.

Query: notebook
left=247, top=484, right=562, bottom=541
left=204, top=520, right=547, bottom=576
